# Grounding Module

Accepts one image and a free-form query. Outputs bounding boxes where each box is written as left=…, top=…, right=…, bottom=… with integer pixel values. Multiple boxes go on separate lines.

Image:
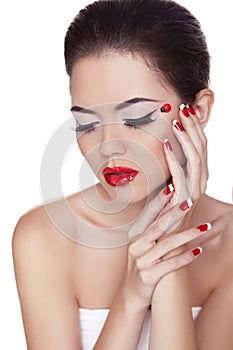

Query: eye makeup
left=122, top=108, right=158, bottom=129
left=74, top=121, right=100, bottom=133
left=73, top=108, right=158, bottom=134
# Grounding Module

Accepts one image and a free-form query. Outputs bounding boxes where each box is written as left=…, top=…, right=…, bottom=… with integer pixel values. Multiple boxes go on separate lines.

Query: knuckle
left=135, top=258, right=143, bottom=271
left=155, top=222, right=164, bottom=234
left=159, top=238, right=171, bottom=252
left=140, top=270, right=151, bottom=285
left=192, top=154, right=201, bottom=165
left=191, top=191, right=200, bottom=202
left=170, top=257, right=183, bottom=270
left=128, top=244, right=137, bottom=257
left=203, top=135, right=208, bottom=146
left=169, top=254, right=189, bottom=270
left=150, top=221, right=164, bottom=237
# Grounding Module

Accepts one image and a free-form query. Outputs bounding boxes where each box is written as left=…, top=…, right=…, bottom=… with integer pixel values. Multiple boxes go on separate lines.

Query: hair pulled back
left=64, top=0, right=210, bottom=103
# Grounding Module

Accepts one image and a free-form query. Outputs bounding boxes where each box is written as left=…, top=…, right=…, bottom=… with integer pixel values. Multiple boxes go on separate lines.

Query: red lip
left=103, top=166, right=139, bottom=186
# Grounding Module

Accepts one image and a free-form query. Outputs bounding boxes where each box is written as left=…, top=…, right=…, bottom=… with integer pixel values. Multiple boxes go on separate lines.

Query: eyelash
left=74, top=109, right=157, bottom=134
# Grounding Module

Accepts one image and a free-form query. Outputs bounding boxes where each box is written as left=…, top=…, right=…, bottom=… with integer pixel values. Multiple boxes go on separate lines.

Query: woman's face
left=70, top=54, right=186, bottom=205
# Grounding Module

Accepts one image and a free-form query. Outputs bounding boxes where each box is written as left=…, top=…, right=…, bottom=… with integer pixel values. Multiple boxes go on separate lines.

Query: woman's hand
left=165, top=105, right=209, bottom=204
left=121, top=186, right=210, bottom=308
left=120, top=104, right=213, bottom=308
left=159, top=104, right=209, bottom=235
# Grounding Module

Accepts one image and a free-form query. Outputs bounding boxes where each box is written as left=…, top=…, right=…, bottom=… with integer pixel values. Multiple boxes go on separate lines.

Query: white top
left=79, top=306, right=202, bottom=350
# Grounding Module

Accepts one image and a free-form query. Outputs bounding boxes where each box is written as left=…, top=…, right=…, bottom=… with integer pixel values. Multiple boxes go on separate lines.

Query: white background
left=0, top=1, right=232, bottom=348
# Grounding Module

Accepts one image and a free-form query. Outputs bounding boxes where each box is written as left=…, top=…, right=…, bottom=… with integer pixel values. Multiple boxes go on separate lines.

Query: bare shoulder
left=203, top=195, right=233, bottom=283
left=200, top=195, right=233, bottom=254
left=12, top=198, right=75, bottom=293
left=204, top=195, right=233, bottom=246
left=12, top=192, right=83, bottom=248
left=194, top=199, right=233, bottom=349
left=12, top=195, right=81, bottom=293
left=12, top=198, right=83, bottom=349
left=192, top=194, right=232, bottom=232
left=13, top=202, right=53, bottom=239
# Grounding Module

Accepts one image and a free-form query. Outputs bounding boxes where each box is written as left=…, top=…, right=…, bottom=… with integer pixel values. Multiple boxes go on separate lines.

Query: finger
left=176, top=105, right=209, bottom=195
left=179, top=104, right=206, bottom=154
left=136, top=222, right=211, bottom=269
left=185, top=210, right=232, bottom=247
left=186, top=104, right=207, bottom=145
left=188, top=108, right=209, bottom=193
left=142, top=245, right=203, bottom=285
left=171, top=120, right=203, bottom=201
left=191, top=113, right=209, bottom=193
left=147, top=197, right=193, bottom=241
left=163, top=138, right=189, bottom=203
left=127, top=183, right=174, bottom=242
left=131, top=198, right=193, bottom=256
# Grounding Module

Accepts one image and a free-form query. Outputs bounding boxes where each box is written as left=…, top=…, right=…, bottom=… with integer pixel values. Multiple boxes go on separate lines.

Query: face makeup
left=103, top=166, right=139, bottom=186
left=70, top=55, right=186, bottom=205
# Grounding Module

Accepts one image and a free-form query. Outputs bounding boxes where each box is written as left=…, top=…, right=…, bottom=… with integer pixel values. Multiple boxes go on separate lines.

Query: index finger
left=127, top=183, right=174, bottom=241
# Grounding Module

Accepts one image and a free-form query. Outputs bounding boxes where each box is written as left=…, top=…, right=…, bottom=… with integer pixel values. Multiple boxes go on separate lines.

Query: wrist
left=118, top=285, right=150, bottom=315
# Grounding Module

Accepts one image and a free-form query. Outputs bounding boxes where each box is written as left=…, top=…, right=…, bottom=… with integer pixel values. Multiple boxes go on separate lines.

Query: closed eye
left=72, top=108, right=158, bottom=134
left=123, top=109, right=158, bottom=128
left=73, top=121, right=100, bottom=133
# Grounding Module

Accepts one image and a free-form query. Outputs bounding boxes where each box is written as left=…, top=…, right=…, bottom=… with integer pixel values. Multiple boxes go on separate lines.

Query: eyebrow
left=70, top=97, right=161, bottom=114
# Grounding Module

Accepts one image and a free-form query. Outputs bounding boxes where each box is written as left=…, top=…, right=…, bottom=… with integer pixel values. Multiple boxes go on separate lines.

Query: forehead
left=70, top=54, right=177, bottom=108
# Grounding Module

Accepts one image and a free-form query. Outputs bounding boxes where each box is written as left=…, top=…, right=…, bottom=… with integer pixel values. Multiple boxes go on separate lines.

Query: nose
left=99, top=123, right=127, bottom=158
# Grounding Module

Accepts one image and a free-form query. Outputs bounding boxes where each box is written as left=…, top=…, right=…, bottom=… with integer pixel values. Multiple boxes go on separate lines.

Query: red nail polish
left=186, top=105, right=195, bottom=115
left=197, top=223, right=211, bottom=232
left=164, top=138, right=172, bottom=151
left=160, top=103, right=172, bottom=113
left=179, top=198, right=193, bottom=211
left=192, top=247, right=203, bottom=256
left=172, top=119, right=185, bottom=131
left=163, top=183, right=174, bottom=195
left=179, top=104, right=190, bottom=117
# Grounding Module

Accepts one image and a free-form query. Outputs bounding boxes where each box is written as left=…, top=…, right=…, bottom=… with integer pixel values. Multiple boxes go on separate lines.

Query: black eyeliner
left=123, top=108, right=157, bottom=126
left=73, top=108, right=158, bottom=133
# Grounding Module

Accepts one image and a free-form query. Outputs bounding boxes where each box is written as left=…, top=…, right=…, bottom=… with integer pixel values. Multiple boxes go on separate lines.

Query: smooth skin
left=12, top=55, right=233, bottom=350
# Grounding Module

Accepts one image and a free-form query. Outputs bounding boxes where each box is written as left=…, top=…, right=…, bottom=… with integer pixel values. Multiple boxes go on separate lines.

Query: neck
left=89, top=181, right=166, bottom=230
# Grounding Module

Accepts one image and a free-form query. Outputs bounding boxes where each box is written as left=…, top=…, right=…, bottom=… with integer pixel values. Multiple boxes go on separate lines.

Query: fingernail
left=172, top=119, right=185, bottom=131
left=164, top=138, right=172, bottom=151
left=186, top=104, right=195, bottom=115
left=192, top=247, right=203, bottom=256
left=197, top=223, right=211, bottom=232
left=163, top=183, right=174, bottom=195
left=179, top=198, right=193, bottom=211
left=179, top=103, right=190, bottom=117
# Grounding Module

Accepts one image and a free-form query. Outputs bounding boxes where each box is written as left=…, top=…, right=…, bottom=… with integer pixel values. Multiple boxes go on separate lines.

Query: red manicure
left=186, top=104, right=195, bottom=115
left=172, top=119, right=185, bottom=131
left=179, top=103, right=190, bottom=117
left=197, top=223, right=211, bottom=232
left=164, top=138, right=172, bottom=151
left=192, top=247, right=203, bottom=256
left=164, top=183, right=174, bottom=195
left=179, top=198, right=193, bottom=211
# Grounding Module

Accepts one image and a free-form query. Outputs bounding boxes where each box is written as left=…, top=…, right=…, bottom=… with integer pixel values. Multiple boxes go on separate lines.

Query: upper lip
left=103, top=166, right=138, bottom=176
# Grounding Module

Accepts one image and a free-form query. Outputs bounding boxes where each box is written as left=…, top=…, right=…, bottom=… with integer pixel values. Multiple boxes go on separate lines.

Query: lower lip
left=103, top=167, right=139, bottom=187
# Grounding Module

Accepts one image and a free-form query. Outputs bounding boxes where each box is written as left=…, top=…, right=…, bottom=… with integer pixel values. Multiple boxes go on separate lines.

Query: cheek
left=140, top=136, right=171, bottom=182
left=76, top=134, right=98, bottom=156
left=146, top=116, right=186, bottom=168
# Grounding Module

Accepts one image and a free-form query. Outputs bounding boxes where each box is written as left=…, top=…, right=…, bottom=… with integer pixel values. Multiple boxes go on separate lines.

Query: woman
left=12, top=0, right=233, bottom=349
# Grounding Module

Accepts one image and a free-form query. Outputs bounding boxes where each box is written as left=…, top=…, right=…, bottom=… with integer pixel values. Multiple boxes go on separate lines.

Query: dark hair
left=64, top=0, right=210, bottom=103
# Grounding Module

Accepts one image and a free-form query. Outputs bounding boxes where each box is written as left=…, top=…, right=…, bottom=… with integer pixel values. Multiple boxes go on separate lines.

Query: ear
left=193, top=88, right=214, bottom=128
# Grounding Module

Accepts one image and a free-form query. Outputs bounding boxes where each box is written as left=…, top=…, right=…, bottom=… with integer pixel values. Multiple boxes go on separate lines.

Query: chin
left=99, top=175, right=168, bottom=207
